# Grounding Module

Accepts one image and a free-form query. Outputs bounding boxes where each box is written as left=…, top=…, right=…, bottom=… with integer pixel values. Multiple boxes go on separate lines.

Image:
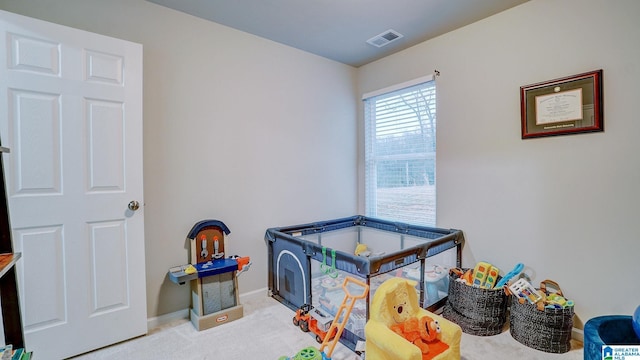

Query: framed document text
left=520, top=70, right=603, bottom=139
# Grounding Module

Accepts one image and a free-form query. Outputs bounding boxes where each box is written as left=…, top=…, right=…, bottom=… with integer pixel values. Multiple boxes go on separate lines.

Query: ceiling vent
left=366, top=29, right=404, bottom=48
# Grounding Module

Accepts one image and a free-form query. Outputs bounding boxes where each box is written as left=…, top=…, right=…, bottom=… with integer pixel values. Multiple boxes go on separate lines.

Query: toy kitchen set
left=168, top=220, right=251, bottom=331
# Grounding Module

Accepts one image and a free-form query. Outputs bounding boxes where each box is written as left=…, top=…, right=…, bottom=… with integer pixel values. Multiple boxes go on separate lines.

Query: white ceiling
left=147, top=0, right=529, bottom=67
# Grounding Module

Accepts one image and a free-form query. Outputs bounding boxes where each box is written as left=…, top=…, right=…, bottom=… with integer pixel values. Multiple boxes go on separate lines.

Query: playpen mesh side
left=265, top=216, right=465, bottom=351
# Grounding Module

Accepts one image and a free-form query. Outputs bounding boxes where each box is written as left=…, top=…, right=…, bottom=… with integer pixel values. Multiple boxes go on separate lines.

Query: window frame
left=362, top=75, right=436, bottom=226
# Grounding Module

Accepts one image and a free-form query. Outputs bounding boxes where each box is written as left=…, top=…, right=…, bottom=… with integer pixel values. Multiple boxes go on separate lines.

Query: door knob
left=128, top=200, right=140, bottom=211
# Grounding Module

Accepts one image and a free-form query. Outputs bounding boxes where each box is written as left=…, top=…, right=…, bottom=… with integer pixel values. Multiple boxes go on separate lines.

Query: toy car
left=293, top=304, right=336, bottom=343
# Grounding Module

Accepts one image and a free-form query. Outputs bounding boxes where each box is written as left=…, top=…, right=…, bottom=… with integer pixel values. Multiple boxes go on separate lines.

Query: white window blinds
left=364, top=78, right=436, bottom=226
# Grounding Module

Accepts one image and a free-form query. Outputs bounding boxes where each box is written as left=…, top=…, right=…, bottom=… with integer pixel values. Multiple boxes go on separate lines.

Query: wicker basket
left=442, top=271, right=509, bottom=336
left=509, top=280, right=574, bottom=353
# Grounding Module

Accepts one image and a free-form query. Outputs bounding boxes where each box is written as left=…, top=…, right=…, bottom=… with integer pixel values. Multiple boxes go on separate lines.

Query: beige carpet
left=72, top=292, right=584, bottom=360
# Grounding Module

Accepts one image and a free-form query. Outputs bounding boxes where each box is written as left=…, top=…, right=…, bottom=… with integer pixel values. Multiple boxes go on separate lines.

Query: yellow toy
left=365, top=278, right=462, bottom=360
left=471, top=261, right=491, bottom=287
left=354, top=243, right=371, bottom=257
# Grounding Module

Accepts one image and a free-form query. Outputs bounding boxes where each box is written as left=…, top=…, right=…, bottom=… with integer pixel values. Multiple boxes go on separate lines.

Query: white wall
left=0, top=0, right=358, bottom=317
left=359, top=0, right=640, bottom=327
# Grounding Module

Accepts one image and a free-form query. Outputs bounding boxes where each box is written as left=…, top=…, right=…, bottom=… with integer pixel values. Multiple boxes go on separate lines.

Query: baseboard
left=572, top=327, right=584, bottom=343
left=147, top=308, right=189, bottom=330
left=147, top=287, right=270, bottom=331
left=239, top=287, right=270, bottom=302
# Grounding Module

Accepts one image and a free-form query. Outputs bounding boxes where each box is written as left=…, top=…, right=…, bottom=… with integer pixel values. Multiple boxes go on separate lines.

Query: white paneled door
left=0, top=10, right=146, bottom=359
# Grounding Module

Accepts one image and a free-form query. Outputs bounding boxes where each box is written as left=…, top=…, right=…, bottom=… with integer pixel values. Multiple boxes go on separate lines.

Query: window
left=363, top=77, right=436, bottom=226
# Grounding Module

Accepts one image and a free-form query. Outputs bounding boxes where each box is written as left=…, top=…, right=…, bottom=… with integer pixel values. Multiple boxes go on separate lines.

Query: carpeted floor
left=72, top=292, right=584, bottom=359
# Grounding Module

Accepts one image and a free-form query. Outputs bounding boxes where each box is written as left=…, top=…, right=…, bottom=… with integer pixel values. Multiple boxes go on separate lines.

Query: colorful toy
left=482, top=265, right=500, bottom=289
left=471, top=261, right=492, bottom=287
left=494, top=263, right=524, bottom=289
left=281, top=276, right=369, bottom=360
left=546, top=293, right=567, bottom=306
left=278, top=347, right=322, bottom=360
left=212, top=235, right=223, bottom=259
left=293, top=304, right=337, bottom=343
left=391, top=314, right=446, bottom=356
left=320, top=247, right=339, bottom=279
left=167, top=220, right=251, bottom=331
left=230, top=255, right=252, bottom=275
left=453, top=262, right=523, bottom=290
left=184, top=264, right=196, bottom=274
left=537, top=280, right=574, bottom=310
left=364, top=277, right=461, bottom=359
left=449, top=267, right=464, bottom=277
left=544, top=293, right=574, bottom=309
left=469, top=261, right=500, bottom=289
left=509, top=278, right=542, bottom=304
left=354, top=243, right=371, bottom=257
left=386, top=280, right=448, bottom=357
left=423, top=264, right=449, bottom=303
left=459, top=269, right=473, bottom=285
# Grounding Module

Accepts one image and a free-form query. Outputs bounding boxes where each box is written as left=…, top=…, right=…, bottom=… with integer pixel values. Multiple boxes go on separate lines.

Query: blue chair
left=584, top=315, right=640, bottom=360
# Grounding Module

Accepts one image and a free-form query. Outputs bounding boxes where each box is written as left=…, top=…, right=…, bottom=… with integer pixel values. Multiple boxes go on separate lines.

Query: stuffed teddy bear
left=387, top=280, right=449, bottom=359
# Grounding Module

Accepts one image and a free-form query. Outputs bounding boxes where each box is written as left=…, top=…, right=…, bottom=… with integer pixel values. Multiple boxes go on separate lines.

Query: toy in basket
left=442, top=262, right=517, bottom=336
left=508, top=279, right=575, bottom=354
left=508, top=278, right=542, bottom=305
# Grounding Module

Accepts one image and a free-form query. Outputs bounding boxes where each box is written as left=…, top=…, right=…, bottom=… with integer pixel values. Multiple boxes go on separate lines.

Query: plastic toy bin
left=265, top=215, right=464, bottom=350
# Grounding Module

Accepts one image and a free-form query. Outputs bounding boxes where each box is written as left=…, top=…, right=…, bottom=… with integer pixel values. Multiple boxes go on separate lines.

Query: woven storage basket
left=509, top=280, right=574, bottom=353
left=442, top=271, right=509, bottom=336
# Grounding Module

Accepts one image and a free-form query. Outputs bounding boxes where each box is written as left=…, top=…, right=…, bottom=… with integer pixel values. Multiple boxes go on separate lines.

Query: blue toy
left=633, top=305, right=640, bottom=339
left=494, top=263, right=524, bottom=289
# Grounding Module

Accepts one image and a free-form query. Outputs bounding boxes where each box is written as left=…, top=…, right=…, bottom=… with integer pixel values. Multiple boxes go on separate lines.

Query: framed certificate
left=520, top=70, right=603, bottom=139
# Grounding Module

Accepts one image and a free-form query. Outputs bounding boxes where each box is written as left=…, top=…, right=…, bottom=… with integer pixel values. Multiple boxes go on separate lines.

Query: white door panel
left=0, top=10, right=146, bottom=359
